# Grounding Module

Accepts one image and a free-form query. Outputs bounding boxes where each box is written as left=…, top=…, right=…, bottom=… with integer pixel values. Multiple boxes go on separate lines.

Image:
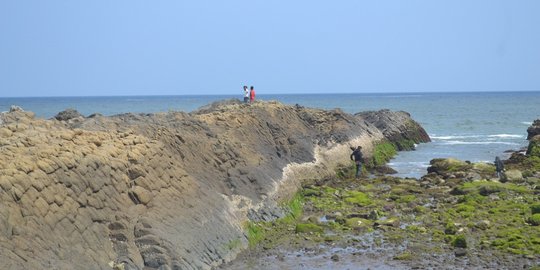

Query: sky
left=1, top=1, right=539, bottom=97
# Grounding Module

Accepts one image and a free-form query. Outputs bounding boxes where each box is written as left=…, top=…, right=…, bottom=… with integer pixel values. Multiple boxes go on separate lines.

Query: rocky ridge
left=0, top=100, right=429, bottom=269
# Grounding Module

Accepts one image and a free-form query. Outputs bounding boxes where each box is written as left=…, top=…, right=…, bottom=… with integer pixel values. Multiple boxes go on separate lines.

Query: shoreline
left=221, top=120, right=540, bottom=269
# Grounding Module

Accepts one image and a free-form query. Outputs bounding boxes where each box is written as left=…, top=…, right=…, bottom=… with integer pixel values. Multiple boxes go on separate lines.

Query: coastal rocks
left=427, top=158, right=473, bottom=176
left=503, top=169, right=523, bottom=182
left=0, top=100, right=431, bottom=270
left=357, top=109, right=431, bottom=151
left=527, top=135, right=540, bottom=157
left=54, top=108, right=84, bottom=121
left=9, top=105, right=24, bottom=112
left=526, top=120, right=540, bottom=157
left=527, top=119, right=540, bottom=140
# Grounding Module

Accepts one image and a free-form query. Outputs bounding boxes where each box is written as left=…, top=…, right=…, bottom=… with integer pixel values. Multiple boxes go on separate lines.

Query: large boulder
left=427, top=158, right=473, bottom=175
left=504, top=169, right=523, bottom=182
left=54, top=108, right=84, bottom=121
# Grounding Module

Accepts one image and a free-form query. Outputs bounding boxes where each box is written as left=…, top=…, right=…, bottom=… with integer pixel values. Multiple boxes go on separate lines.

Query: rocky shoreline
left=221, top=119, right=540, bottom=269
left=0, top=100, right=429, bottom=269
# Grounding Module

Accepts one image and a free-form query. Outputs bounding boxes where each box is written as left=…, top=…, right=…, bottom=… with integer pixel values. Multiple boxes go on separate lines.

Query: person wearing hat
left=350, top=146, right=364, bottom=178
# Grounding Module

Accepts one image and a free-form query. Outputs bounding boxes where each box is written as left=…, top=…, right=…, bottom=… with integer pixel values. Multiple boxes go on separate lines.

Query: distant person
left=249, top=86, right=256, bottom=103
left=350, top=146, right=363, bottom=178
left=243, top=86, right=249, bottom=103
left=494, top=156, right=504, bottom=179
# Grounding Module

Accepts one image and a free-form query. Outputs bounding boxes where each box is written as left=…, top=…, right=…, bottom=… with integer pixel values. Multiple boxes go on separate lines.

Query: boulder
left=504, top=170, right=523, bottom=182
left=130, top=186, right=153, bottom=205
left=54, top=108, right=84, bottom=121
left=427, top=158, right=473, bottom=175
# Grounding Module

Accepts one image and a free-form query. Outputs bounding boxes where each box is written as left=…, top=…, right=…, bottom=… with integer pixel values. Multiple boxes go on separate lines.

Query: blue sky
left=1, top=1, right=539, bottom=97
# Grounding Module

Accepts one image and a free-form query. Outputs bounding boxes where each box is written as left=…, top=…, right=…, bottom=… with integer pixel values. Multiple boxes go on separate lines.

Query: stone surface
left=54, top=108, right=84, bottom=121
left=0, top=100, right=430, bottom=270
left=504, top=169, right=523, bottom=182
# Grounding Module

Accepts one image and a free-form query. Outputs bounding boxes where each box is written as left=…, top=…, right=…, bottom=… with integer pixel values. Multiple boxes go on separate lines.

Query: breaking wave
left=441, top=141, right=520, bottom=146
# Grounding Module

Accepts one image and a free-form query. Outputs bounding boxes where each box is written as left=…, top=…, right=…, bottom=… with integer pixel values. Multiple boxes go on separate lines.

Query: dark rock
left=330, top=254, right=339, bottom=262
left=54, top=108, right=83, bottom=121
left=527, top=119, right=540, bottom=140
left=374, top=165, right=398, bottom=174
left=356, top=109, right=431, bottom=150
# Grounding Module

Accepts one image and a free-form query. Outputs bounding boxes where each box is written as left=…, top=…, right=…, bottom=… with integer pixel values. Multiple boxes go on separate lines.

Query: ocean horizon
left=2, top=91, right=539, bottom=178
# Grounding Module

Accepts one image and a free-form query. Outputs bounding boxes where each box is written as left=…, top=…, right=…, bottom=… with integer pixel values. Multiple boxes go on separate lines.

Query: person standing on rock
left=494, top=156, right=504, bottom=179
left=249, top=86, right=256, bottom=103
left=243, top=86, right=249, bottom=103
left=350, top=146, right=363, bottom=178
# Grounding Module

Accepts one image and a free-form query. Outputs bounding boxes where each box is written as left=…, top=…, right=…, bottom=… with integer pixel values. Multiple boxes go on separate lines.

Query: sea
left=1, top=91, right=539, bottom=179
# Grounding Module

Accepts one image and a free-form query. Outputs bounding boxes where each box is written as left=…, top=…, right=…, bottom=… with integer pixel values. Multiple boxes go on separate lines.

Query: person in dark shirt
left=494, top=156, right=504, bottom=179
left=350, top=146, right=363, bottom=178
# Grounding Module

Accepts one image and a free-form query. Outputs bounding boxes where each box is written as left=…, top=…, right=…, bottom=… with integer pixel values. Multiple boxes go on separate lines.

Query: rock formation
left=0, top=101, right=429, bottom=269
left=527, top=119, right=540, bottom=157
left=356, top=109, right=430, bottom=150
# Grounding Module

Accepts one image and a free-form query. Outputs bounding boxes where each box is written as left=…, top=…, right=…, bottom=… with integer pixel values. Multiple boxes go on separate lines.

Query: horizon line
left=1, top=89, right=540, bottom=99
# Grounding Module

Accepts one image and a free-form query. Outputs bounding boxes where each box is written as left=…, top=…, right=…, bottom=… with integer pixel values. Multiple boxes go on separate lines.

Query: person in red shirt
left=249, top=86, right=256, bottom=103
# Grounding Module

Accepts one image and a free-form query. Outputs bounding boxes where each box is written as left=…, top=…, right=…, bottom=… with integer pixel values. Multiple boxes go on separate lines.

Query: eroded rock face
left=0, top=101, right=429, bottom=269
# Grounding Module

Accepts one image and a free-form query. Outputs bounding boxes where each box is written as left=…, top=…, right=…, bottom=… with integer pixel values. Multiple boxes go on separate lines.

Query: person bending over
left=350, top=146, right=363, bottom=178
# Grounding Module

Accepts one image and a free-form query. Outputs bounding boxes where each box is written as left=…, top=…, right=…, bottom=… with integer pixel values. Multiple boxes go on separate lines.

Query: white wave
left=522, top=122, right=533, bottom=126
left=430, top=135, right=482, bottom=140
left=487, top=134, right=524, bottom=139
left=431, top=134, right=524, bottom=140
left=441, top=140, right=520, bottom=146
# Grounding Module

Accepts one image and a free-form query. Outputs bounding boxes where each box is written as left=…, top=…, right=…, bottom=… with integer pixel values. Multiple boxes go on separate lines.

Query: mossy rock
left=529, top=214, right=540, bottom=226
left=303, top=188, right=321, bottom=197
left=393, top=251, right=413, bottom=260
left=504, top=170, right=523, bottom=182
left=427, top=158, right=473, bottom=174
left=527, top=136, right=540, bottom=157
left=457, top=181, right=530, bottom=196
left=371, top=142, right=397, bottom=167
left=344, top=191, right=372, bottom=206
left=445, top=222, right=458, bottom=235
left=295, top=223, right=324, bottom=233
left=452, top=234, right=467, bottom=248
left=531, top=204, right=540, bottom=215
left=473, top=162, right=496, bottom=175
left=345, top=218, right=372, bottom=230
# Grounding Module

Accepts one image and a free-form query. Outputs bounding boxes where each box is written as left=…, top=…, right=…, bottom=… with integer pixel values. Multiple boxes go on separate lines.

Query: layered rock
left=356, top=109, right=430, bottom=150
left=0, top=101, right=429, bottom=270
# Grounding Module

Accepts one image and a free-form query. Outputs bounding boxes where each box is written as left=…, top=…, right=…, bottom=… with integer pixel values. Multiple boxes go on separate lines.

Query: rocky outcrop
left=54, top=108, right=84, bottom=121
left=526, top=119, right=540, bottom=157
left=356, top=110, right=430, bottom=150
left=0, top=101, right=429, bottom=270
left=527, top=119, right=540, bottom=140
